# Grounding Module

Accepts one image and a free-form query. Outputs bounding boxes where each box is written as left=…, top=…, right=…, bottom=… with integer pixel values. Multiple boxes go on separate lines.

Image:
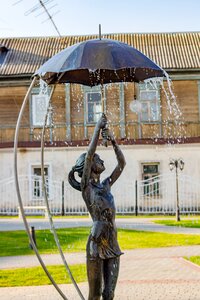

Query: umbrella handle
left=101, top=124, right=109, bottom=147
left=101, top=86, right=108, bottom=146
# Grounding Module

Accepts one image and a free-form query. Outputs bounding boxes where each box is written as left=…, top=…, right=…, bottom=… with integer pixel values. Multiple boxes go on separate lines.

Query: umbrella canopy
left=34, top=38, right=165, bottom=86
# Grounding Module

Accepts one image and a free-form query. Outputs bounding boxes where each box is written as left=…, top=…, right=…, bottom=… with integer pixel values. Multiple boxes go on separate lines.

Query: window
left=31, top=93, right=50, bottom=127
left=85, top=90, right=102, bottom=123
left=138, top=82, right=160, bottom=122
left=142, top=163, right=159, bottom=196
left=31, top=166, right=49, bottom=200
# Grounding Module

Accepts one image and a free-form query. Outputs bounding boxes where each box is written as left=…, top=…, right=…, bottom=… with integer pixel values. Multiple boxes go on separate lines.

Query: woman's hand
left=107, top=130, right=115, bottom=142
left=97, top=113, right=108, bottom=129
left=101, top=127, right=115, bottom=142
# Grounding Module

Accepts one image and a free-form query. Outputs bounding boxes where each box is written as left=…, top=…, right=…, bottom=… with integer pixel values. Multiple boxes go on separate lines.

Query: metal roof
left=0, top=32, right=199, bottom=76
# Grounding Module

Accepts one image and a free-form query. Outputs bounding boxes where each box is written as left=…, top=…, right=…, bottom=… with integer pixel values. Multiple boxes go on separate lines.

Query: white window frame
left=31, top=86, right=51, bottom=127
left=84, top=86, right=102, bottom=124
left=137, top=82, right=161, bottom=123
left=31, top=94, right=50, bottom=127
left=141, top=162, right=160, bottom=196
left=29, top=163, right=52, bottom=201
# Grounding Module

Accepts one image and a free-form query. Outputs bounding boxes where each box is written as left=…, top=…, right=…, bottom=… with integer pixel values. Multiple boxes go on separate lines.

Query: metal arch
left=40, top=85, right=85, bottom=300
left=13, top=77, right=69, bottom=300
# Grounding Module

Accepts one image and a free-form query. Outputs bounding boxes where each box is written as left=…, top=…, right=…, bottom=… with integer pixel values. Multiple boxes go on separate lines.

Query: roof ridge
left=1, top=31, right=200, bottom=40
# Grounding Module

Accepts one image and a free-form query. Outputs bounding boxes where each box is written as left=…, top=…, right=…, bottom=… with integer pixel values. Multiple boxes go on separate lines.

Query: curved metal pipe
left=41, top=85, right=85, bottom=300
left=14, top=77, right=68, bottom=300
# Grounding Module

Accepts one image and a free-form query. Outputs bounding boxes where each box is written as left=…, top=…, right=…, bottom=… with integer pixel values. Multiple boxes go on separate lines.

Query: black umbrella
left=34, top=38, right=165, bottom=86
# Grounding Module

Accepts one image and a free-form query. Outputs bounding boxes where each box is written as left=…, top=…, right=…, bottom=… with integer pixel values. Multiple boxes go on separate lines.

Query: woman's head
left=71, top=152, right=105, bottom=178
left=92, top=154, right=105, bottom=174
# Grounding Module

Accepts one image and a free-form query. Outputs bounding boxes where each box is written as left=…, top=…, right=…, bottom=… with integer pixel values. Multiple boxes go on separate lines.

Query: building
left=0, top=32, right=200, bottom=215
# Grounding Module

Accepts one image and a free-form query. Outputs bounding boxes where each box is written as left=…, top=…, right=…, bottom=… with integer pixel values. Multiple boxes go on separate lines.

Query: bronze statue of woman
left=68, top=113, right=126, bottom=300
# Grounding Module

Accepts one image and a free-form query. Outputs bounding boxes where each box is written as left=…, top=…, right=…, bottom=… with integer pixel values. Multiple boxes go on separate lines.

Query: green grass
left=0, top=227, right=89, bottom=256
left=185, top=256, right=200, bottom=267
left=154, top=219, right=200, bottom=228
left=117, top=229, right=200, bottom=249
left=1, top=227, right=200, bottom=257
left=0, top=264, right=87, bottom=287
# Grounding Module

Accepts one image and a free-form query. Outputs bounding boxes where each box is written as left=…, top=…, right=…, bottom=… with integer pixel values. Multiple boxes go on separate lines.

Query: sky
left=0, top=0, right=200, bottom=38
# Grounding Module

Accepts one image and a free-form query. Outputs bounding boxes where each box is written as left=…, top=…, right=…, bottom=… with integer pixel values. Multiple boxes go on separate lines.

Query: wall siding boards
left=0, top=79, right=200, bottom=144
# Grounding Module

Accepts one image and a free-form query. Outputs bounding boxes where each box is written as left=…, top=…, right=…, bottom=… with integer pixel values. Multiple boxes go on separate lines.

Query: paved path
left=1, top=217, right=200, bottom=234
left=1, top=246, right=200, bottom=299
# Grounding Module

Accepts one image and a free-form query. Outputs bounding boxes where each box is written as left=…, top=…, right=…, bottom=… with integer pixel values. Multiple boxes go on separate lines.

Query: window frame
left=30, top=87, right=51, bottom=128
left=137, top=82, right=161, bottom=123
left=85, top=91, right=102, bottom=124
left=141, top=162, right=160, bottom=196
left=84, top=86, right=103, bottom=125
left=29, top=163, right=52, bottom=201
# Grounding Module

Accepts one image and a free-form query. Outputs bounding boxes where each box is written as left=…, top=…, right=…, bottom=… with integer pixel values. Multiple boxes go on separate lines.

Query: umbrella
left=35, top=37, right=166, bottom=145
left=34, top=38, right=165, bottom=86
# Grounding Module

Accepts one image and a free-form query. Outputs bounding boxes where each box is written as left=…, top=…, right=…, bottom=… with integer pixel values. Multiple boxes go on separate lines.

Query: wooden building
left=0, top=32, right=200, bottom=214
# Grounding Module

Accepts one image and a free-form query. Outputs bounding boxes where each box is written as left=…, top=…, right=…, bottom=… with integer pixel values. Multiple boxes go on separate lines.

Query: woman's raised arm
left=103, top=130, right=126, bottom=186
left=81, top=113, right=107, bottom=190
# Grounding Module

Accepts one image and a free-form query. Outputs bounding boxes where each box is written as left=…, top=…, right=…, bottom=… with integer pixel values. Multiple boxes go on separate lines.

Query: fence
left=136, top=173, right=200, bottom=214
left=0, top=173, right=200, bottom=215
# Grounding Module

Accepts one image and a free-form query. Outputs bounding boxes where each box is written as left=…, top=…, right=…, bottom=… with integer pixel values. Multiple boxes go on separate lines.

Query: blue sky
left=0, top=0, right=200, bottom=38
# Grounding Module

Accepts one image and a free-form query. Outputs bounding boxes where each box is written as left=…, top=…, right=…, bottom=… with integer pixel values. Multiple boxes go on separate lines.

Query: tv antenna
left=13, top=0, right=61, bottom=37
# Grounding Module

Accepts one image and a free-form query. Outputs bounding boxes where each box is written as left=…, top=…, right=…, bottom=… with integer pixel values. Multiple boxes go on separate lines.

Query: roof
left=0, top=32, right=200, bottom=77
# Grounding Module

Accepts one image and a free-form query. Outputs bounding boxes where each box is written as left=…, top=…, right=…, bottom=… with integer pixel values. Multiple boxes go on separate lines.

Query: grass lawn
left=154, top=219, right=200, bottom=228
left=1, top=227, right=200, bottom=257
left=118, top=229, right=200, bottom=249
left=0, top=227, right=89, bottom=256
left=186, top=256, right=200, bottom=267
left=0, top=264, right=87, bottom=287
